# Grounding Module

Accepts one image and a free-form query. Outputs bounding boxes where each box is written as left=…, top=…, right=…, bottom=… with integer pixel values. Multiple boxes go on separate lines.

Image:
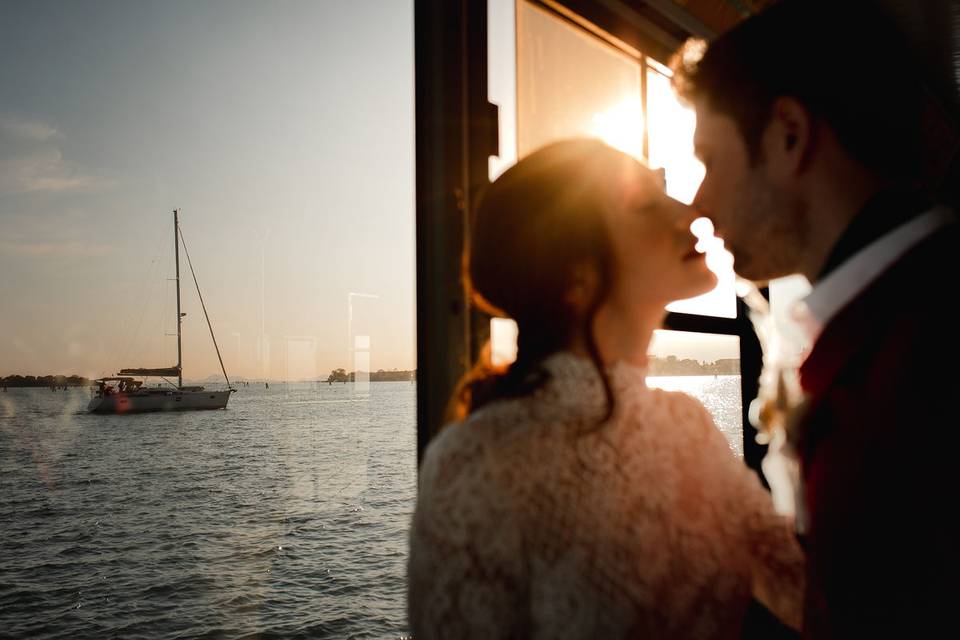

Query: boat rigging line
left=177, top=218, right=234, bottom=392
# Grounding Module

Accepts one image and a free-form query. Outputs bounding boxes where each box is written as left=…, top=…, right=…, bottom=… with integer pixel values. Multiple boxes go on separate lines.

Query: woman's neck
left=569, top=303, right=663, bottom=369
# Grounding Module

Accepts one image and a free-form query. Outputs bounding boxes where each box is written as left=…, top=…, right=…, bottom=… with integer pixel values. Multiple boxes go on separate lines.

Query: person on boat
left=408, top=139, right=803, bottom=638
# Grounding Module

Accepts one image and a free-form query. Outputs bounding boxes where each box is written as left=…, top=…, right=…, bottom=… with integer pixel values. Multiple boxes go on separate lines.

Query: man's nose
left=673, top=202, right=700, bottom=231
left=690, top=183, right=718, bottom=230
left=691, top=181, right=707, bottom=214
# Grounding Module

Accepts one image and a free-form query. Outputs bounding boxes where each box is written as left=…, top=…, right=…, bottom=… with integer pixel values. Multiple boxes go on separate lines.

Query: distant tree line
left=648, top=357, right=740, bottom=377
left=1, top=375, right=91, bottom=388
left=319, top=358, right=737, bottom=384
left=325, top=368, right=416, bottom=383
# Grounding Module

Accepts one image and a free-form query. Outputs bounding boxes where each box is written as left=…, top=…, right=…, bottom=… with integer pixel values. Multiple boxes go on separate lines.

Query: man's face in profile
left=692, top=101, right=807, bottom=283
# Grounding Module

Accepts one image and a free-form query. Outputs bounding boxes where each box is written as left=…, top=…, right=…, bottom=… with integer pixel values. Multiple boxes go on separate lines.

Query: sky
left=0, top=0, right=416, bottom=381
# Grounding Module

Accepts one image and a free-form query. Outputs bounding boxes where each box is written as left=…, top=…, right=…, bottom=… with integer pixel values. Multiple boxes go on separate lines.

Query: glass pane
left=647, top=330, right=743, bottom=456
left=647, top=64, right=737, bottom=319
left=0, top=3, right=416, bottom=638
left=517, top=0, right=643, bottom=159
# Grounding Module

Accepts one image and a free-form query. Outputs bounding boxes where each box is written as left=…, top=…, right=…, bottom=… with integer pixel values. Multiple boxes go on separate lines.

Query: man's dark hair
left=671, top=0, right=931, bottom=184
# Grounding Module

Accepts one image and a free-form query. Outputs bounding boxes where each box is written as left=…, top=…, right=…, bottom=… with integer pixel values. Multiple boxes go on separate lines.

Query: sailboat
left=88, top=209, right=235, bottom=414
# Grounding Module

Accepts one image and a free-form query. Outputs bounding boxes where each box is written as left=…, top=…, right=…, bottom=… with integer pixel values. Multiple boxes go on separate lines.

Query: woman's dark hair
left=670, top=0, right=932, bottom=184
left=447, top=139, right=639, bottom=424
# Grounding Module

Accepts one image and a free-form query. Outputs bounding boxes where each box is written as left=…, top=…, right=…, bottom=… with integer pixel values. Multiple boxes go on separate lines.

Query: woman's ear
left=564, top=262, right=600, bottom=312
left=763, top=96, right=814, bottom=181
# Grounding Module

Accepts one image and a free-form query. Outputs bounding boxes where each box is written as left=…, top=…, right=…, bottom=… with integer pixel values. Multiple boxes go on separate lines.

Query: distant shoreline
left=0, top=370, right=421, bottom=387
left=2, top=361, right=739, bottom=388
left=1, top=375, right=90, bottom=388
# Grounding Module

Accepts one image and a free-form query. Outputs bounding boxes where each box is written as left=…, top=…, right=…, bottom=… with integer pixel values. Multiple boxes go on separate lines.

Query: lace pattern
left=408, top=351, right=803, bottom=638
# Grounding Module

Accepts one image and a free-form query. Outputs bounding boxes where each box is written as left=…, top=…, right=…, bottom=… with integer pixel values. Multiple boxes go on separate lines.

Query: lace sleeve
left=688, top=397, right=806, bottom=631
left=408, top=424, right=528, bottom=639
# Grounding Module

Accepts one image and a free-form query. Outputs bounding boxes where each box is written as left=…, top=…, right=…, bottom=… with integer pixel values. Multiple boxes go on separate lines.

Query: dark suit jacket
left=797, top=220, right=960, bottom=638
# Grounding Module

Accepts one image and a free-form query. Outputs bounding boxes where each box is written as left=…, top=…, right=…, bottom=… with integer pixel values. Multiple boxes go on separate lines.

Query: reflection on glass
left=647, top=330, right=743, bottom=456
left=517, top=1, right=643, bottom=159
left=0, top=2, right=416, bottom=638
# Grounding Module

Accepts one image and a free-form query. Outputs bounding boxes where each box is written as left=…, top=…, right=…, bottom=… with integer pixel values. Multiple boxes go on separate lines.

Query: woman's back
left=409, top=351, right=802, bottom=639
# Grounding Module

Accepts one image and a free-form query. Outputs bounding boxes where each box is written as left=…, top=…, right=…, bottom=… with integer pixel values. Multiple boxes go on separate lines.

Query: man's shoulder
left=895, top=213, right=959, bottom=269
left=847, top=215, right=958, bottom=314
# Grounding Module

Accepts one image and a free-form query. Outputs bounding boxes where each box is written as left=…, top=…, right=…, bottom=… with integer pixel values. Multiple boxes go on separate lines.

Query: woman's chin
left=676, top=272, right=718, bottom=301
left=684, top=256, right=718, bottom=295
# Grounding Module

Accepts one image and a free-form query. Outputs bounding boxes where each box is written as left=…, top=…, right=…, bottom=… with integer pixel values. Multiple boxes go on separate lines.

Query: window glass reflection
left=0, top=2, right=416, bottom=637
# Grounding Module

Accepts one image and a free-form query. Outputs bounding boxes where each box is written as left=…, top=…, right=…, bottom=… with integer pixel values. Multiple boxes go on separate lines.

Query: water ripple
left=0, top=383, right=417, bottom=639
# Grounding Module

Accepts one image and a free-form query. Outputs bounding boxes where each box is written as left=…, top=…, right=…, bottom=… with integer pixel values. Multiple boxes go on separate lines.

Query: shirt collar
left=790, top=205, right=956, bottom=348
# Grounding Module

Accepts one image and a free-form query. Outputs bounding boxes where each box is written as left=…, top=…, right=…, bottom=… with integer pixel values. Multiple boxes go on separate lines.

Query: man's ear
left=763, top=96, right=813, bottom=181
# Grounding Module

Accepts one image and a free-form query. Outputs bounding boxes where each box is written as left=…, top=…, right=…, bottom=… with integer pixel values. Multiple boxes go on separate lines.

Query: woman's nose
left=691, top=181, right=710, bottom=217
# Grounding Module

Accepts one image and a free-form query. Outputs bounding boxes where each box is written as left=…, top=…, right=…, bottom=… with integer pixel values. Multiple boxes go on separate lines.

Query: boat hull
left=87, top=389, right=231, bottom=414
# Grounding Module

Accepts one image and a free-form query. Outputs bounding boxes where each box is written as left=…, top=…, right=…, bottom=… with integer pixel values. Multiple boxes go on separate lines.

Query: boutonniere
left=737, top=278, right=809, bottom=527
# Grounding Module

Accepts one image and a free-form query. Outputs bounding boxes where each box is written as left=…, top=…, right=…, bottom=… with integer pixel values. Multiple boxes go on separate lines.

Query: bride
left=408, top=139, right=803, bottom=638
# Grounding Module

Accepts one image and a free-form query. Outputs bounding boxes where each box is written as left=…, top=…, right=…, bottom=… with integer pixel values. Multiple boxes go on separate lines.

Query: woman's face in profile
left=603, top=160, right=717, bottom=312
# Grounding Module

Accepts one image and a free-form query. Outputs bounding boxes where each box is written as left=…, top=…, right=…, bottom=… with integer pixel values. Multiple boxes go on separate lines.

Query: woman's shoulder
left=640, top=386, right=714, bottom=430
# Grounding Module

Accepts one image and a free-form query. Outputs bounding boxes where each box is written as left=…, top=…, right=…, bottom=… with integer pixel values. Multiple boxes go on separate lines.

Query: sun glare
left=590, top=97, right=645, bottom=160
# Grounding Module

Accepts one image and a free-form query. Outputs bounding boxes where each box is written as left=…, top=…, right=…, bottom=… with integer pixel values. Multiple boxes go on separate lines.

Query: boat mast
left=174, top=208, right=183, bottom=389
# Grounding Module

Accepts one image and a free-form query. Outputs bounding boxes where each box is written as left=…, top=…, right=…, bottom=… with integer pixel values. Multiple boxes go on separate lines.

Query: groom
left=673, top=0, right=959, bottom=637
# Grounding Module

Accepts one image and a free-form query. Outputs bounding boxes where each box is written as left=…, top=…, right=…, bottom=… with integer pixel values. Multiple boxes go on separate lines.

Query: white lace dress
left=408, top=351, right=803, bottom=639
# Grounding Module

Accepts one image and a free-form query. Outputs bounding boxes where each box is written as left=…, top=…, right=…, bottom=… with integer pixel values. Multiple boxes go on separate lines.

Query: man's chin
left=730, top=252, right=777, bottom=285
left=733, top=259, right=794, bottom=286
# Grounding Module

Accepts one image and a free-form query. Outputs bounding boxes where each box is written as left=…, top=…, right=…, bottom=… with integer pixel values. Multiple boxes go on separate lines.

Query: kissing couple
left=409, top=1, right=959, bottom=638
